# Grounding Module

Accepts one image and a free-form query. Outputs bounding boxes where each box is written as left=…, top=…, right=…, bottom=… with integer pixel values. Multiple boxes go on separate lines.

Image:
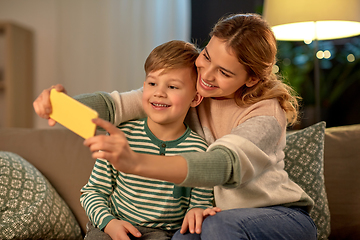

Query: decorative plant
left=276, top=36, right=360, bottom=110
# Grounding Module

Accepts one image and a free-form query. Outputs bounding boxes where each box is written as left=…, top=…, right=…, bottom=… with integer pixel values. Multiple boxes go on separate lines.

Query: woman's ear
left=245, top=77, right=260, bottom=88
left=190, top=92, right=204, bottom=107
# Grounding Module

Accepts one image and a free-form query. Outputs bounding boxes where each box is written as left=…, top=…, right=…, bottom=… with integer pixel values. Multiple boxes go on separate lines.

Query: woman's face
left=195, top=36, right=257, bottom=99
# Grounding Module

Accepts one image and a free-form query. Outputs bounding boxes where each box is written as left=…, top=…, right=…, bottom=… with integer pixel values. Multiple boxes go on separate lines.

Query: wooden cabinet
left=0, top=22, right=33, bottom=128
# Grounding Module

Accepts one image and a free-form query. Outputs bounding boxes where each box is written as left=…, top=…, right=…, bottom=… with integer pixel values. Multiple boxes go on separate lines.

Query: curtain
left=58, top=0, right=191, bottom=95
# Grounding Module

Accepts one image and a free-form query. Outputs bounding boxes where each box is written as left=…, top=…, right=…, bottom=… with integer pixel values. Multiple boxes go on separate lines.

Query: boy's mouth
left=151, top=102, right=170, bottom=108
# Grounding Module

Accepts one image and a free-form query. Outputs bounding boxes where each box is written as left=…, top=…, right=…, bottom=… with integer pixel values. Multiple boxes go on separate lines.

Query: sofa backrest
left=324, top=124, right=360, bottom=239
left=1, top=123, right=360, bottom=238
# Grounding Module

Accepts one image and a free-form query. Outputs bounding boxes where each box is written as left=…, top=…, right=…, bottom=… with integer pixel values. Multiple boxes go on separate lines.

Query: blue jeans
left=172, top=206, right=317, bottom=240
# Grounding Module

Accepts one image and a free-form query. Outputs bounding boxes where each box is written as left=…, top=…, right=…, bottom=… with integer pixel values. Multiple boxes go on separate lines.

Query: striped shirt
left=80, top=118, right=213, bottom=231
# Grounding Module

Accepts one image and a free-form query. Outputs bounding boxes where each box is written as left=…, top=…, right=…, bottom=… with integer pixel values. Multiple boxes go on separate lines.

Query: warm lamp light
left=272, top=21, right=360, bottom=41
left=263, top=0, right=360, bottom=124
left=263, top=0, right=360, bottom=41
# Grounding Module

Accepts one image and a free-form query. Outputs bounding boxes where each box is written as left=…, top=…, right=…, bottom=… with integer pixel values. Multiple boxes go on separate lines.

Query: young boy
left=79, top=40, right=213, bottom=240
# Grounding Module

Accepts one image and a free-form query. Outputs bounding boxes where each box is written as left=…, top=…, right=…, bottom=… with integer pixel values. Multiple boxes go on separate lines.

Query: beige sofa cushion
left=0, top=151, right=82, bottom=239
left=324, top=124, right=360, bottom=239
left=0, top=128, right=96, bottom=233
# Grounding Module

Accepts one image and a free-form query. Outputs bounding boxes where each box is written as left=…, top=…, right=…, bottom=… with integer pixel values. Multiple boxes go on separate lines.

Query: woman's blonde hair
left=211, top=13, right=300, bottom=125
left=144, top=40, right=199, bottom=83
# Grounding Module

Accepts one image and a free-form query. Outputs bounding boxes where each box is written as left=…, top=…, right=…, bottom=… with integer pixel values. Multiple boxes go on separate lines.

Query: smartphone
left=49, top=89, right=98, bottom=139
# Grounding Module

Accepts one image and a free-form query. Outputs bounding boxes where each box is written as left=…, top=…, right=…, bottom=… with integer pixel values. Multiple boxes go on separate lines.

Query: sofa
left=0, top=122, right=359, bottom=239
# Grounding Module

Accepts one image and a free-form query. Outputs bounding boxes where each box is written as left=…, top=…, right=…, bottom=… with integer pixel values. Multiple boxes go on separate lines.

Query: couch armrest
left=324, top=124, right=360, bottom=239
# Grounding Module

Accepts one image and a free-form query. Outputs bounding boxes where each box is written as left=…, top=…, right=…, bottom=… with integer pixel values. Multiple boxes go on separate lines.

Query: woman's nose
left=201, top=67, right=215, bottom=81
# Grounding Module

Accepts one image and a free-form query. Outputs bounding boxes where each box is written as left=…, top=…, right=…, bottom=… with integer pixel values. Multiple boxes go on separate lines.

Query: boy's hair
left=144, top=40, right=199, bottom=81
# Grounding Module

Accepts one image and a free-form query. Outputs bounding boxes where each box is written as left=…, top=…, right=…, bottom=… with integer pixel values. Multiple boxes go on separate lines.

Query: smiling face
left=142, top=67, right=201, bottom=129
left=195, top=36, right=259, bottom=99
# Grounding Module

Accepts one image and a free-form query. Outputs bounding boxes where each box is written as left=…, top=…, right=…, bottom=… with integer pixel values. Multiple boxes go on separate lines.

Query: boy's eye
left=148, top=82, right=156, bottom=86
left=169, top=85, right=178, bottom=90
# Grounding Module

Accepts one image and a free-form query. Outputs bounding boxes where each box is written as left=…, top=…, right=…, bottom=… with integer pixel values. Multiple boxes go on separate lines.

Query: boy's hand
left=180, top=207, right=221, bottom=235
left=33, top=84, right=66, bottom=126
left=84, top=118, right=138, bottom=173
left=203, top=206, right=221, bottom=217
left=104, top=219, right=141, bottom=240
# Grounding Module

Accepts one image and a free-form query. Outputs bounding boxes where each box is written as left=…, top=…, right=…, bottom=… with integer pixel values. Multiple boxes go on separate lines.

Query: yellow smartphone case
left=49, top=89, right=98, bottom=139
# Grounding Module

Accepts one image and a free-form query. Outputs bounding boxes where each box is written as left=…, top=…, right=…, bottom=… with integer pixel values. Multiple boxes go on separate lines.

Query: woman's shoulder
left=248, top=98, right=286, bottom=129
left=234, top=98, right=285, bottom=130
left=202, top=97, right=281, bottom=111
left=252, top=98, right=281, bottom=109
left=248, top=98, right=283, bottom=116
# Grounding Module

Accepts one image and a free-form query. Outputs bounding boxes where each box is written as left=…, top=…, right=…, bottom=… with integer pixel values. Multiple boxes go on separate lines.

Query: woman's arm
left=74, top=92, right=116, bottom=124
left=83, top=118, right=188, bottom=184
left=74, top=88, right=146, bottom=126
left=84, top=118, right=236, bottom=187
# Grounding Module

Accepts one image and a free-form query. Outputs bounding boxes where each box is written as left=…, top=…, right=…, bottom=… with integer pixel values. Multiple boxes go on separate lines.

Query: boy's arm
left=80, top=158, right=117, bottom=230
left=74, top=88, right=146, bottom=127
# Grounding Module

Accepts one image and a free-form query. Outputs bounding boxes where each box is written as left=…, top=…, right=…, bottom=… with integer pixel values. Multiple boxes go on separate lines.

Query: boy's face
left=142, top=67, right=201, bottom=127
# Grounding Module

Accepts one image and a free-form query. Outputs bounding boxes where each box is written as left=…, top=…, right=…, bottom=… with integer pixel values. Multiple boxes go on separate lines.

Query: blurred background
left=0, top=0, right=359, bottom=129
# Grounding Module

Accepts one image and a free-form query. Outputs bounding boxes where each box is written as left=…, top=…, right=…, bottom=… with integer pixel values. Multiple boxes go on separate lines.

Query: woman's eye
left=148, top=82, right=156, bottom=86
left=220, top=70, right=230, bottom=77
left=203, top=53, right=210, bottom=61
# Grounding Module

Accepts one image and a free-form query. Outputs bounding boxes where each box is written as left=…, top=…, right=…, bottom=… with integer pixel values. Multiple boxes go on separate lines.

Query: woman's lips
left=200, top=78, right=217, bottom=89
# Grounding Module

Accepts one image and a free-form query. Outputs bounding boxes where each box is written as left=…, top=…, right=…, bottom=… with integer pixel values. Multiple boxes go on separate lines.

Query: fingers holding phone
left=33, top=84, right=67, bottom=126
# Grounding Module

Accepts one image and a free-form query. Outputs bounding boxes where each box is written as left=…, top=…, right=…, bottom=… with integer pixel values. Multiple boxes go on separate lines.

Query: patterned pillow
left=0, top=151, right=82, bottom=240
left=284, top=121, right=330, bottom=240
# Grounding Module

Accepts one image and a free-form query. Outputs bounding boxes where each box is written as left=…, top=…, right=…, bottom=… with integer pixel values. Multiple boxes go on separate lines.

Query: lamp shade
left=263, top=0, right=360, bottom=41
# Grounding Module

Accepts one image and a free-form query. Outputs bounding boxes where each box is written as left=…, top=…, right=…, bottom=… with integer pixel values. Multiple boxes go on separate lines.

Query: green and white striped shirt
left=80, top=118, right=213, bottom=231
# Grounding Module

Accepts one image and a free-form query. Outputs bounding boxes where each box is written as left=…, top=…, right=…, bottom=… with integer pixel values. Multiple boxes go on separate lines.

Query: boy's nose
left=153, top=87, right=167, bottom=97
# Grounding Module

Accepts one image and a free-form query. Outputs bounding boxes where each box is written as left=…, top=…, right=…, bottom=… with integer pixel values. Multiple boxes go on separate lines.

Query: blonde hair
left=211, top=13, right=300, bottom=125
left=144, top=40, right=199, bottom=83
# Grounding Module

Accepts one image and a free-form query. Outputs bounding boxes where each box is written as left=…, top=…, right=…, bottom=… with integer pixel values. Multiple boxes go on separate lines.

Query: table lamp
left=263, top=0, right=360, bottom=122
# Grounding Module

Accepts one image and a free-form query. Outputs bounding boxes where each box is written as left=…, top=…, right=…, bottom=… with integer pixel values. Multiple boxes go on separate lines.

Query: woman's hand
left=104, top=219, right=141, bottom=240
left=84, top=118, right=139, bottom=173
left=33, top=84, right=66, bottom=126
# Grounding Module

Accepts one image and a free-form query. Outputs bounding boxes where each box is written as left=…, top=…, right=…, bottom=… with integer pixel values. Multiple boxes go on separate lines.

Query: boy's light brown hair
left=144, top=40, right=199, bottom=81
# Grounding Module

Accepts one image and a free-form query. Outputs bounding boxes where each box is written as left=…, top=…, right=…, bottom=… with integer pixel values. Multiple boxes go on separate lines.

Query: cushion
left=284, top=121, right=330, bottom=240
left=324, top=124, right=360, bottom=239
left=0, top=127, right=96, bottom=232
left=0, top=151, right=82, bottom=240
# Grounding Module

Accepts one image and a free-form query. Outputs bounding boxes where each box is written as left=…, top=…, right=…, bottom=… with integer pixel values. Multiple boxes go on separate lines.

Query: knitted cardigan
left=75, top=89, right=314, bottom=212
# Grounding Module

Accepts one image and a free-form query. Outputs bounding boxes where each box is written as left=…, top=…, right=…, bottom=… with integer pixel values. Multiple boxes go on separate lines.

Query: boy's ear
left=245, top=76, right=260, bottom=88
left=190, top=92, right=203, bottom=107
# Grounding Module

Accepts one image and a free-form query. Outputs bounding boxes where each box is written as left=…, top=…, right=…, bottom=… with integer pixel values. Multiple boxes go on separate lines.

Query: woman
left=34, top=13, right=317, bottom=240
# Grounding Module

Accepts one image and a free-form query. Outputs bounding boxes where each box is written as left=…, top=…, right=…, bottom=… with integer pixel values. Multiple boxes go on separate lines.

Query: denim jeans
left=172, top=206, right=317, bottom=240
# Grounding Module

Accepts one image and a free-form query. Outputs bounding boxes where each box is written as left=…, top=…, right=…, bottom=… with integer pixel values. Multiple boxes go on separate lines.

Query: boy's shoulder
left=185, top=126, right=208, bottom=148
left=118, top=118, right=146, bottom=131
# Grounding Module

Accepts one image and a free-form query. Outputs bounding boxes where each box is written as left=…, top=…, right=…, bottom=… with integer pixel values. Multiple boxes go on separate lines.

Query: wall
left=0, top=0, right=190, bottom=128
